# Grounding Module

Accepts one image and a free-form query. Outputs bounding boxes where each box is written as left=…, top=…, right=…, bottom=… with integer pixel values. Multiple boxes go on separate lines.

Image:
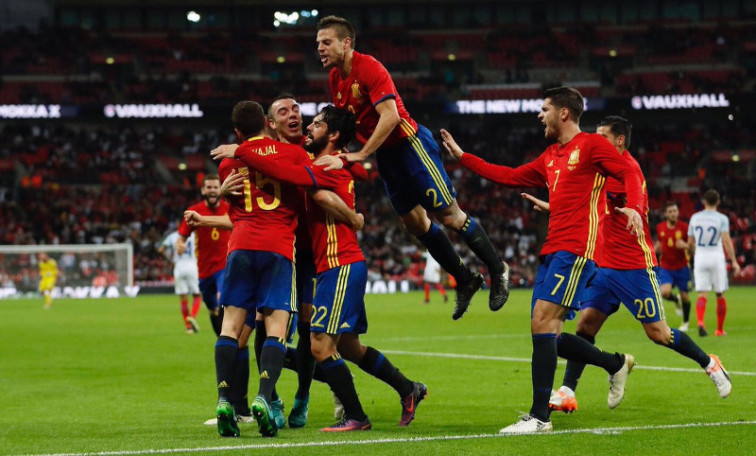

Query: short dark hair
left=204, top=173, right=220, bottom=183
left=317, top=15, right=356, bottom=46
left=232, top=101, right=266, bottom=138
left=543, top=86, right=584, bottom=122
left=598, top=115, right=632, bottom=148
left=703, top=189, right=720, bottom=206
left=319, top=105, right=356, bottom=149
left=663, top=200, right=678, bottom=210
left=267, top=93, right=298, bottom=118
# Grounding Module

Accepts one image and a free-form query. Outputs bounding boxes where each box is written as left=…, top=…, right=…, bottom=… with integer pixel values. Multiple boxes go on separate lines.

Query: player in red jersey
left=215, top=93, right=369, bottom=428
left=178, top=174, right=230, bottom=336
left=441, top=87, right=644, bottom=434
left=212, top=101, right=314, bottom=438
left=529, top=116, right=731, bottom=413
left=314, top=16, right=508, bottom=320
left=214, top=105, right=428, bottom=431
left=655, top=202, right=692, bottom=330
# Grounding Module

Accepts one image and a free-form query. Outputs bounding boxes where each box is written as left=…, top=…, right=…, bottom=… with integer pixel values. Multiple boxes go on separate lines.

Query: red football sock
left=435, top=283, right=447, bottom=298
left=180, top=297, right=190, bottom=327
left=424, top=283, right=430, bottom=301
left=695, top=296, right=707, bottom=327
left=716, top=297, right=727, bottom=332
left=191, top=295, right=202, bottom=318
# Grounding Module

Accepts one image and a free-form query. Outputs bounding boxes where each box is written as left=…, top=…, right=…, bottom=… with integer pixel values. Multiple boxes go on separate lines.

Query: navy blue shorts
left=658, top=266, right=691, bottom=292
left=199, top=269, right=225, bottom=311
left=310, top=261, right=368, bottom=335
left=220, top=250, right=296, bottom=314
left=581, top=267, right=665, bottom=324
left=532, top=251, right=598, bottom=318
left=376, top=124, right=457, bottom=216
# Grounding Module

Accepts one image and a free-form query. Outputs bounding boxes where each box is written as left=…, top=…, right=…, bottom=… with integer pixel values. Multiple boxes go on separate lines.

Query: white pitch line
left=16, top=420, right=756, bottom=456
left=382, top=349, right=756, bottom=376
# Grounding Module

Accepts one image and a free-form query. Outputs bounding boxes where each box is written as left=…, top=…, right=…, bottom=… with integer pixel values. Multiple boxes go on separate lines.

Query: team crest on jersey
left=675, top=230, right=682, bottom=239
left=568, top=148, right=580, bottom=165
left=337, top=92, right=342, bottom=100
left=351, top=82, right=361, bottom=99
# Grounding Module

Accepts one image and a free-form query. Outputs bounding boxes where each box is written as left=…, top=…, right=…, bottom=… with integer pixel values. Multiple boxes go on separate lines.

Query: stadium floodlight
left=0, top=243, right=135, bottom=299
left=187, top=11, right=201, bottom=23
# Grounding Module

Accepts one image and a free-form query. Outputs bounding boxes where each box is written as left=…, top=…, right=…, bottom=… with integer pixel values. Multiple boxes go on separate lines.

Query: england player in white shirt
left=160, top=230, right=202, bottom=333
left=687, top=189, right=741, bottom=337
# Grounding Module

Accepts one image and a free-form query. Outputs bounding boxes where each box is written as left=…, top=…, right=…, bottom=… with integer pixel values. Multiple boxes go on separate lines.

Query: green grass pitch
left=1, top=287, right=755, bottom=455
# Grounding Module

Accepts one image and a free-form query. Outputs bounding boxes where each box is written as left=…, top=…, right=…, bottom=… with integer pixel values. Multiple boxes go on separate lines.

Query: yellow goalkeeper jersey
left=39, top=259, right=58, bottom=280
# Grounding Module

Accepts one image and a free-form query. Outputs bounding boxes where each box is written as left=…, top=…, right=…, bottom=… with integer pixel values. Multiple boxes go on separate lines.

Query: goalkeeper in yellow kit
left=38, top=253, right=58, bottom=309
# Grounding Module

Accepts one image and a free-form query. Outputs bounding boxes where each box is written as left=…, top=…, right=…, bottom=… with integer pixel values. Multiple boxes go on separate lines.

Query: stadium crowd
left=1, top=117, right=754, bottom=288
left=1, top=6, right=755, bottom=289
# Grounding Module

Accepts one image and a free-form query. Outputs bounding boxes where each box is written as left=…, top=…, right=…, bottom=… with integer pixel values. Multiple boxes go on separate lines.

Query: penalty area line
left=382, top=349, right=756, bottom=376
left=17, top=420, right=756, bottom=456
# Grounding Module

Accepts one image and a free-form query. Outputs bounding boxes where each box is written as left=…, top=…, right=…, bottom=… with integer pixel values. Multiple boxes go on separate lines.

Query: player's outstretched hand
left=220, top=169, right=244, bottom=197
left=210, top=144, right=239, bottom=161
left=314, top=154, right=344, bottom=171
left=616, top=207, right=643, bottom=236
left=521, top=193, right=550, bottom=212
left=439, top=129, right=464, bottom=160
left=184, top=210, right=203, bottom=227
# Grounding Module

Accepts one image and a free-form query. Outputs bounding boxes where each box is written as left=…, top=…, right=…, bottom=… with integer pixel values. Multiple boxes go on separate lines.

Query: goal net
left=0, top=243, right=135, bottom=299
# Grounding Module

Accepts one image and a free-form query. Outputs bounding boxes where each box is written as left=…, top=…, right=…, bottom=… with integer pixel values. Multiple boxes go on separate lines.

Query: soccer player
left=655, top=201, right=692, bottom=330
left=212, top=101, right=310, bottom=438
left=422, top=251, right=448, bottom=303
left=159, top=230, right=201, bottom=333
left=314, top=15, right=508, bottom=320
left=37, top=252, right=58, bottom=309
left=178, top=175, right=230, bottom=336
left=213, top=105, right=428, bottom=431
left=688, top=189, right=741, bottom=337
left=211, top=94, right=364, bottom=429
left=525, top=116, right=732, bottom=414
left=441, top=87, right=644, bottom=434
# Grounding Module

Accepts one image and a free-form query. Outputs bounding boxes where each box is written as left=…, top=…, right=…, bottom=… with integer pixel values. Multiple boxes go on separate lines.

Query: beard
left=204, top=194, right=219, bottom=208
left=304, top=135, right=329, bottom=154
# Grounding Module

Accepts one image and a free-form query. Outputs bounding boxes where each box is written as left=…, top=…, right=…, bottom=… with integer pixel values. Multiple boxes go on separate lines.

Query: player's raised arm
left=440, top=128, right=546, bottom=188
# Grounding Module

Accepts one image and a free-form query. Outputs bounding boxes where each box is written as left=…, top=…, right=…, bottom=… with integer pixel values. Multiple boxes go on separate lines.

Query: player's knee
left=645, top=325, right=670, bottom=345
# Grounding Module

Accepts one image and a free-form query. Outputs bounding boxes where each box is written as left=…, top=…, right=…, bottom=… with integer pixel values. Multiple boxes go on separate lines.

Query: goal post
left=0, top=243, right=135, bottom=299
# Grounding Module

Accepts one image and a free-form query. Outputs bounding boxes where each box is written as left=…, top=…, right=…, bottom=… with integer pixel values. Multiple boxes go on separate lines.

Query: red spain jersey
left=178, top=200, right=230, bottom=279
left=329, top=51, right=418, bottom=148
left=218, top=136, right=310, bottom=261
left=598, top=152, right=657, bottom=269
left=656, top=220, right=689, bottom=270
left=305, top=163, right=365, bottom=274
left=460, top=132, right=643, bottom=259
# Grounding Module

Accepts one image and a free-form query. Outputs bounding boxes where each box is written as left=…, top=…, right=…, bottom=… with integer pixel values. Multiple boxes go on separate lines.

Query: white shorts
left=693, top=255, right=728, bottom=293
left=174, top=264, right=200, bottom=295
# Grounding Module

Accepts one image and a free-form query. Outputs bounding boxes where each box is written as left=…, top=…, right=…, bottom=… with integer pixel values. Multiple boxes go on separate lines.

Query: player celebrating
left=688, top=189, right=742, bottom=336
left=159, top=230, right=202, bottom=333
left=214, top=105, right=428, bottom=431
left=527, top=116, right=732, bottom=414
left=442, top=87, right=644, bottom=434
left=212, top=101, right=312, bottom=438
left=314, top=15, right=508, bottom=320
left=37, top=252, right=58, bottom=309
left=655, top=201, right=692, bottom=330
left=178, top=175, right=230, bottom=336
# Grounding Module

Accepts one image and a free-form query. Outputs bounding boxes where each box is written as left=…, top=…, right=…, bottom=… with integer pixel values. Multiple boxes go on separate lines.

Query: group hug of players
left=175, top=15, right=734, bottom=437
